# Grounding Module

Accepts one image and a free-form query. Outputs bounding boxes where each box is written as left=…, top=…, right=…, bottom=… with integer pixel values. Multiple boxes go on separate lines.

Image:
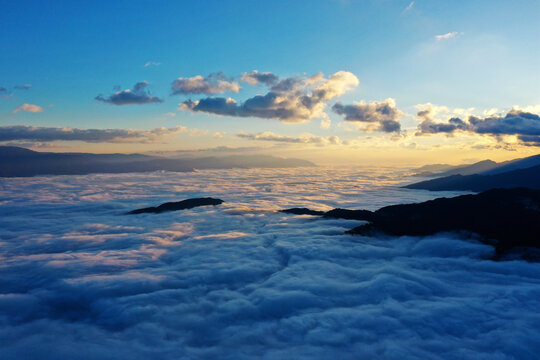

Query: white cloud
left=13, top=103, right=43, bottom=114
left=435, top=31, right=463, bottom=41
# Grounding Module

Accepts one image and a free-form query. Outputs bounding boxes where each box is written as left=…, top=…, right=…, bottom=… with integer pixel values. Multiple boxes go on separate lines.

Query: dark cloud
left=241, top=70, right=279, bottom=86
left=0, top=87, right=8, bottom=93
left=0, top=125, right=186, bottom=143
left=171, top=73, right=239, bottom=95
left=180, top=71, right=359, bottom=123
left=416, top=108, right=540, bottom=145
left=95, top=82, right=163, bottom=105
left=14, top=84, right=32, bottom=90
left=332, top=98, right=403, bottom=133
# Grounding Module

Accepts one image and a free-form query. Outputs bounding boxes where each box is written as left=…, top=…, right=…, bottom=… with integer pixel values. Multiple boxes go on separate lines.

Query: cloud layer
left=180, top=71, right=359, bottom=123
left=237, top=131, right=341, bottom=145
left=96, top=82, right=163, bottom=105
left=416, top=107, right=540, bottom=145
left=332, top=98, right=403, bottom=133
left=0, top=168, right=539, bottom=359
left=171, top=73, right=240, bottom=95
left=0, top=125, right=186, bottom=143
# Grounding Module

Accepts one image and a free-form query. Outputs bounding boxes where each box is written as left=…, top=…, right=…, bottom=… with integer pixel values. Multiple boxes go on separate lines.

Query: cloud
left=402, top=1, right=414, bottom=14
left=212, top=132, right=225, bottom=139
left=13, top=104, right=44, bottom=114
left=0, top=87, right=8, bottom=93
left=14, top=84, right=32, bottom=90
left=95, top=82, right=163, bottom=105
left=332, top=98, right=403, bottom=133
left=435, top=31, right=462, bottom=41
left=171, top=73, right=240, bottom=95
left=241, top=70, right=279, bottom=86
left=144, top=61, right=161, bottom=67
left=416, top=106, right=540, bottom=146
left=237, top=131, right=341, bottom=145
left=0, top=125, right=187, bottom=143
left=180, top=71, right=359, bottom=123
left=0, top=169, right=539, bottom=359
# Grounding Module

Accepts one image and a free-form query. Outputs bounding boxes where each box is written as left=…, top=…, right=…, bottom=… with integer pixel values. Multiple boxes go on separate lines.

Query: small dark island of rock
left=128, top=197, right=224, bottom=214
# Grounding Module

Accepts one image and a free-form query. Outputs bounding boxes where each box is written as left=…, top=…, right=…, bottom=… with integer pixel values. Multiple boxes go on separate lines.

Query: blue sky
left=1, top=0, right=539, bottom=163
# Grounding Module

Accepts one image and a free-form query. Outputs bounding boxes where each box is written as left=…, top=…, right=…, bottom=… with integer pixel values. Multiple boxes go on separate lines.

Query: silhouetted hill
left=128, top=198, right=224, bottom=214
left=481, top=154, right=540, bottom=175
left=281, top=188, right=540, bottom=256
left=403, top=165, right=540, bottom=191
left=413, top=160, right=499, bottom=177
left=0, top=146, right=315, bottom=177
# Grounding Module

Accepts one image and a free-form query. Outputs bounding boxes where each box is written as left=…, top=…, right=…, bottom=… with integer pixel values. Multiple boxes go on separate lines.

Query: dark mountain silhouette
left=128, top=197, right=224, bottom=214
left=481, top=154, right=540, bottom=175
left=281, top=188, right=540, bottom=256
left=404, top=164, right=540, bottom=191
left=412, top=153, right=540, bottom=178
left=412, top=160, right=499, bottom=177
left=0, top=146, right=315, bottom=177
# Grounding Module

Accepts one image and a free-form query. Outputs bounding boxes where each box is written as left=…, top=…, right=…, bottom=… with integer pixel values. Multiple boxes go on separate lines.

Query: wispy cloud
left=95, top=81, right=163, bottom=105
left=237, top=131, right=341, bottom=145
left=14, top=84, right=32, bottom=90
left=0, top=125, right=187, bottom=143
left=144, top=61, right=161, bottom=67
left=435, top=31, right=463, bottom=41
left=402, top=1, right=414, bottom=14
left=13, top=103, right=43, bottom=114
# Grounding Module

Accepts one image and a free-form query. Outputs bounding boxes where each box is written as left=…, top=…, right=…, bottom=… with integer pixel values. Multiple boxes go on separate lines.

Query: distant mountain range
left=0, top=146, right=315, bottom=177
left=406, top=153, right=540, bottom=191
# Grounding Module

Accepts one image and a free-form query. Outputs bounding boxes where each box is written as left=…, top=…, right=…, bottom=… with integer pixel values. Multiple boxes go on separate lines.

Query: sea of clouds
left=0, top=167, right=539, bottom=359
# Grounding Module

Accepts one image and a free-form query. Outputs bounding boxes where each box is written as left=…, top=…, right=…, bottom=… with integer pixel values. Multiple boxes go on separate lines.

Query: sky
left=1, top=0, right=539, bottom=165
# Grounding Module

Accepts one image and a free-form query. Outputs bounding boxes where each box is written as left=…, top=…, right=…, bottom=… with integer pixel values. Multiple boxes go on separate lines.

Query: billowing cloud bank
left=96, top=81, right=163, bottom=105
left=416, top=108, right=540, bottom=145
left=332, top=98, right=403, bottom=133
left=0, top=168, right=539, bottom=359
left=180, top=71, right=359, bottom=123
left=0, top=125, right=186, bottom=143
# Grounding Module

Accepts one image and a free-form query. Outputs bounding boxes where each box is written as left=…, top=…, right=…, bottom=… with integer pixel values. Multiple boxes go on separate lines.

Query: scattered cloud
left=240, top=70, right=279, bottom=86
left=212, top=132, right=226, bottom=138
left=237, top=131, right=341, bottom=145
left=0, top=125, right=187, bottom=143
left=13, top=103, right=44, bottom=114
left=144, top=61, right=161, bottom=67
left=171, top=73, right=240, bottom=95
left=14, top=84, right=32, bottom=90
left=188, top=129, right=209, bottom=137
left=435, top=31, right=463, bottom=41
left=416, top=106, right=540, bottom=146
left=332, top=98, right=403, bottom=133
left=95, top=82, right=163, bottom=105
left=180, top=71, right=359, bottom=123
left=402, top=1, right=414, bottom=14
left=165, top=112, right=176, bottom=117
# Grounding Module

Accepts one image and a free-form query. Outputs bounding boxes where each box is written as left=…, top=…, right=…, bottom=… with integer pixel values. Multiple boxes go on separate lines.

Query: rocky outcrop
left=128, top=198, right=224, bottom=214
left=281, top=188, right=540, bottom=254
